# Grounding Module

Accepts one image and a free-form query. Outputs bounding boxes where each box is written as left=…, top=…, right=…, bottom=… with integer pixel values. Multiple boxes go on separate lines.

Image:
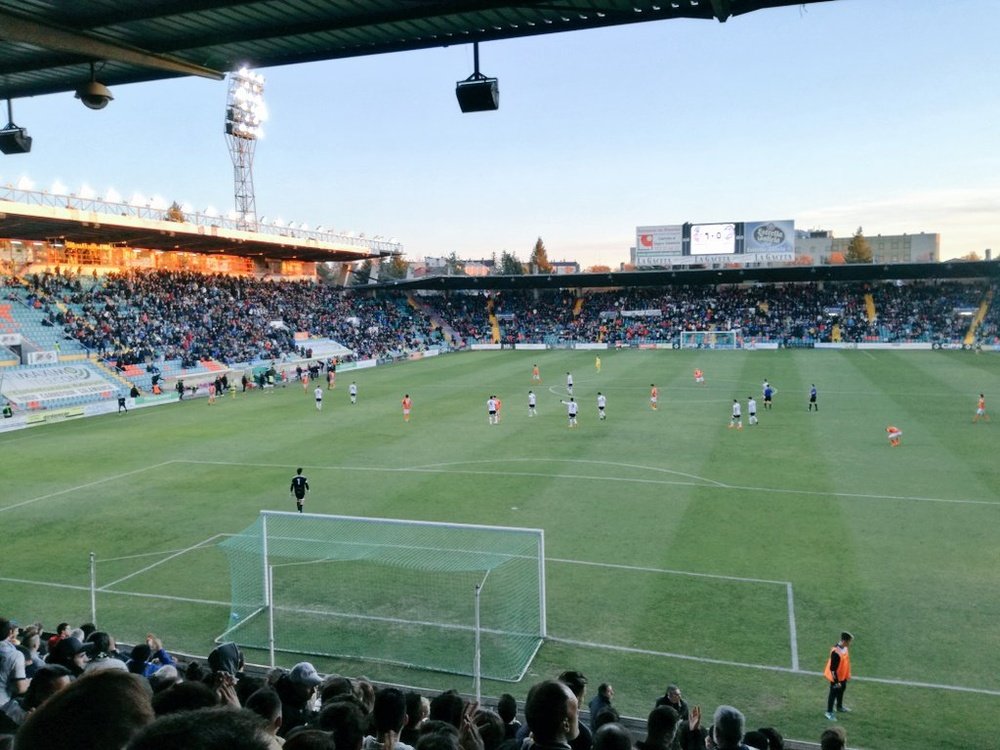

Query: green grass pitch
left=2, top=349, right=998, bottom=748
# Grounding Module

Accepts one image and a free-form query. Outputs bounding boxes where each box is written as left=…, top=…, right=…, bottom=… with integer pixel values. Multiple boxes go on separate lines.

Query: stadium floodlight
left=225, top=66, right=266, bottom=230
left=0, top=99, right=32, bottom=155
left=456, top=43, right=499, bottom=113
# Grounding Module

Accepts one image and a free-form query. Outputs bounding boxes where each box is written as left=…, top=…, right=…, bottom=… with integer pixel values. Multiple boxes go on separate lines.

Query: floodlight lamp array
left=225, top=67, right=267, bottom=140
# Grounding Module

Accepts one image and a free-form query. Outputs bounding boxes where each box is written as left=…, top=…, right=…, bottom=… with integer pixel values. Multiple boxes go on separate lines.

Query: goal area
left=217, top=511, right=546, bottom=682
left=679, top=329, right=741, bottom=349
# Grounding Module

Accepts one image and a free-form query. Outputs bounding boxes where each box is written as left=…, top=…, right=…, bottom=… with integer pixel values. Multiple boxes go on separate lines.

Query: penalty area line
left=99, top=534, right=225, bottom=590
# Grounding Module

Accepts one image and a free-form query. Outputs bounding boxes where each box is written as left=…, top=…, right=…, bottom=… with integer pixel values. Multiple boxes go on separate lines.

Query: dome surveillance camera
left=75, top=80, right=114, bottom=110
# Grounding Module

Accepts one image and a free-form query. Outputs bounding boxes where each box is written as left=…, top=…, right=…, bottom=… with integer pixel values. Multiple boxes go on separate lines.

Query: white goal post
left=679, top=330, right=741, bottom=349
left=217, top=511, right=546, bottom=682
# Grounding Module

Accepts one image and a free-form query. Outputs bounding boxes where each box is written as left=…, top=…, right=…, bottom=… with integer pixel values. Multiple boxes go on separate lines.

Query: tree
left=844, top=227, right=873, bottom=264
left=529, top=237, right=553, bottom=273
left=379, top=255, right=409, bottom=281
left=957, top=251, right=982, bottom=261
left=828, top=252, right=846, bottom=265
left=445, top=252, right=465, bottom=275
left=166, top=201, right=185, bottom=222
left=499, top=251, right=524, bottom=275
left=350, top=259, right=372, bottom=286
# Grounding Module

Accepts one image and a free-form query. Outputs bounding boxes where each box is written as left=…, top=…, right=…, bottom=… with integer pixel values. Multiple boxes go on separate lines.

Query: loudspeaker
left=0, top=126, right=32, bottom=154
left=456, top=78, right=499, bottom=112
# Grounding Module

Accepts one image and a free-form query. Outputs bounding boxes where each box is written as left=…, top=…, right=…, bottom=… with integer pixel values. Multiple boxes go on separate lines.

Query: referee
left=290, top=468, right=309, bottom=513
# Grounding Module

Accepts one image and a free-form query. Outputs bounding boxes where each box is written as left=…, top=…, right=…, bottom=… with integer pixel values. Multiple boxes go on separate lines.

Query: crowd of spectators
left=428, top=281, right=993, bottom=346
left=4, top=270, right=996, bottom=366
left=1, top=615, right=851, bottom=750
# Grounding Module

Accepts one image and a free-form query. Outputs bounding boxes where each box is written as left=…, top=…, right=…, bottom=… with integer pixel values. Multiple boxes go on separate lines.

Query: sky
left=2, top=0, right=999, bottom=269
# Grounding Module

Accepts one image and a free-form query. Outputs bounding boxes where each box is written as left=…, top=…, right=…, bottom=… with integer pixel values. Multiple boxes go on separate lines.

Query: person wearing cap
left=0, top=617, right=28, bottom=704
left=274, top=661, right=323, bottom=738
left=46, top=636, right=89, bottom=676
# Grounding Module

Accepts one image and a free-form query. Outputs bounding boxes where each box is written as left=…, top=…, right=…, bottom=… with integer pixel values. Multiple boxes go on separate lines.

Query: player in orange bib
left=886, top=425, right=901, bottom=446
left=402, top=394, right=412, bottom=422
left=973, top=393, right=989, bottom=422
left=650, top=384, right=658, bottom=410
left=694, top=368, right=704, bottom=385
left=531, top=364, right=541, bottom=383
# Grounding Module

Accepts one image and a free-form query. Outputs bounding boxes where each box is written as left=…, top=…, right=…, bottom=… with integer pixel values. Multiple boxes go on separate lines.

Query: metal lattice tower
left=224, top=68, right=266, bottom=231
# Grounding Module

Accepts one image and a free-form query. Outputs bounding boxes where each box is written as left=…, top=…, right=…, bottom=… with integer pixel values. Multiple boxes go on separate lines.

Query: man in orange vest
left=824, top=631, right=853, bottom=720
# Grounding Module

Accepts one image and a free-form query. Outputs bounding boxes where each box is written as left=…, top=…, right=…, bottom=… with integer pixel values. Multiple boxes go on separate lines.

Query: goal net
left=217, top=511, right=546, bottom=682
left=679, top=329, right=741, bottom=349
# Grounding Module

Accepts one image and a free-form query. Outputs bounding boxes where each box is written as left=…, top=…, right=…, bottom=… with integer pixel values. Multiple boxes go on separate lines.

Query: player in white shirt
left=729, top=399, right=743, bottom=430
left=597, top=392, right=607, bottom=420
left=528, top=390, right=537, bottom=416
left=314, top=386, right=324, bottom=411
left=487, top=396, right=498, bottom=425
left=747, top=396, right=758, bottom=425
left=560, top=397, right=579, bottom=427
left=566, top=372, right=574, bottom=396
left=349, top=381, right=357, bottom=404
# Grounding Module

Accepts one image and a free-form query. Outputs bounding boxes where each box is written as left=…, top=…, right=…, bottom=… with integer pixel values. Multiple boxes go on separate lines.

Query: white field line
left=0, top=576, right=229, bottom=608
left=786, top=583, right=799, bottom=671
left=99, top=534, right=225, bottom=590
left=0, top=460, right=178, bottom=513
left=174, top=459, right=998, bottom=506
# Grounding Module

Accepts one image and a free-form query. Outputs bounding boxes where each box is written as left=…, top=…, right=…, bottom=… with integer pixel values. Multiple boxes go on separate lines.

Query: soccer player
left=528, top=390, right=537, bottom=416
left=763, top=381, right=775, bottom=410
left=809, top=384, right=818, bottom=411
left=327, top=365, right=336, bottom=390
left=495, top=395, right=503, bottom=422
left=597, top=392, right=607, bottom=420
left=314, top=385, right=324, bottom=411
left=649, top=384, right=658, bottom=410
left=729, top=399, right=743, bottom=430
left=886, top=425, right=902, bottom=447
left=747, top=396, right=758, bottom=425
left=973, top=393, right=989, bottom=422
left=694, top=368, right=705, bottom=385
left=290, top=468, right=309, bottom=513
left=595, top=355, right=602, bottom=373
left=117, top=392, right=128, bottom=414
left=532, top=364, right=541, bottom=383
left=302, top=371, right=310, bottom=391
left=207, top=382, right=216, bottom=405
left=349, top=381, right=358, bottom=404
left=566, top=372, right=574, bottom=396
left=487, top=395, right=498, bottom=425
left=560, top=397, right=579, bottom=427
left=401, top=394, right=412, bottom=422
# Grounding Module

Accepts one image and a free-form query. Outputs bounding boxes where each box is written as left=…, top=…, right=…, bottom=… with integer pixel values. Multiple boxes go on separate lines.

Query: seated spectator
left=19, top=664, right=73, bottom=711
left=124, top=705, right=277, bottom=750
left=0, top=617, right=27, bottom=703
left=46, top=635, right=89, bottom=676
left=593, top=706, right=620, bottom=731
left=592, top=723, right=632, bottom=750
left=151, top=680, right=218, bottom=716
left=653, top=684, right=688, bottom=720
left=245, top=687, right=283, bottom=743
left=274, top=662, right=322, bottom=738
left=557, top=671, right=592, bottom=750
left=588, top=683, right=614, bottom=732
left=15, top=670, right=154, bottom=750
left=709, top=705, right=749, bottom=750
left=819, top=726, right=846, bottom=750
left=148, top=665, right=181, bottom=694
left=126, top=635, right=175, bottom=678
left=496, top=693, right=520, bottom=741
left=317, top=695, right=368, bottom=750
left=206, top=641, right=244, bottom=679
left=525, top=679, right=580, bottom=750
left=429, top=689, right=465, bottom=729
left=364, top=686, right=413, bottom=750
left=472, top=708, right=505, bottom=750
left=84, top=632, right=128, bottom=673
left=755, top=727, right=784, bottom=750
left=319, top=674, right=354, bottom=706
left=401, top=690, right=428, bottom=745
left=284, top=729, right=337, bottom=750
left=634, top=705, right=678, bottom=750
left=17, top=632, right=45, bottom=679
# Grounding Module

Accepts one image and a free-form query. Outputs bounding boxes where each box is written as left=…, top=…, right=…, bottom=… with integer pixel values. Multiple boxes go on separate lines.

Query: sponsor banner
left=2, top=364, right=116, bottom=403
left=26, top=406, right=85, bottom=425
left=635, top=224, right=683, bottom=265
left=744, top=220, right=794, bottom=254
left=470, top=344, right=502, bottom=351
left=815, top=342, right=934, bottom=351
left=661, top=252, right=794, bottom=267
left=0, top=333, right=22, bottom=345
left=422, top=349, right=440, bottom=358
left=573, top=343, right=608, bottom=351
left=407, top=351, right=424, bottom=361
left=620, top=309, right=662, bottom=318
left=515, top=343, right=547, bottom=351
left=27, top=350, right=59, bottom=365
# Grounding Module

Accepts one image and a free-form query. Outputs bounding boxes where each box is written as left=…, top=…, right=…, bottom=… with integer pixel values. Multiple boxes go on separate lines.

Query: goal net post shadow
left=679, top=330, right=742, bottom=349
left=217, top=511, right=546, bottom=682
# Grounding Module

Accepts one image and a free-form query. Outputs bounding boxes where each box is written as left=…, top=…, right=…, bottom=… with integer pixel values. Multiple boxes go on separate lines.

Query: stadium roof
left=0, top=1, right=835, bottom=101
left=373, top=260, right=1000, bottom=292
left=0, top=189, right=392, bottom=263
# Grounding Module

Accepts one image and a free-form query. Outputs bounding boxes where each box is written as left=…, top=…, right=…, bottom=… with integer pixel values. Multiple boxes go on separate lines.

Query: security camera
left=75, top=80, right=114, bottom=110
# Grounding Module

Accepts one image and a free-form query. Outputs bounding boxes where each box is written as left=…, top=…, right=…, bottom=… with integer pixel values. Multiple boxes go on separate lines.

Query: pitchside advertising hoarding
left=635, top=220, right=795, bottom=266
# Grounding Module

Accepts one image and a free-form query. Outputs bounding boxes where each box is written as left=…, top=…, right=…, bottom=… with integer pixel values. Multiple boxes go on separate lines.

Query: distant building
left=550, top=260, right=580, bottom=275
left=795, top=230, right=940, bottom=264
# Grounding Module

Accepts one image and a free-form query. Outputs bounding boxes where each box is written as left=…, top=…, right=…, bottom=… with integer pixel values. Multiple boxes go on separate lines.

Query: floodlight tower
left=224, top=67, right=266, bottom=230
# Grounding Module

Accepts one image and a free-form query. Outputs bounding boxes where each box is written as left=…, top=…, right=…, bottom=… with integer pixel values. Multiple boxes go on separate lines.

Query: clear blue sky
left=2, top=0, right=998, bottom=268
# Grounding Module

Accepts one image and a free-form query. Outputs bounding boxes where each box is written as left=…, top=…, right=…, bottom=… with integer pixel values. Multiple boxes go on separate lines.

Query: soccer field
left=2, top=349, right=998, bottom=748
